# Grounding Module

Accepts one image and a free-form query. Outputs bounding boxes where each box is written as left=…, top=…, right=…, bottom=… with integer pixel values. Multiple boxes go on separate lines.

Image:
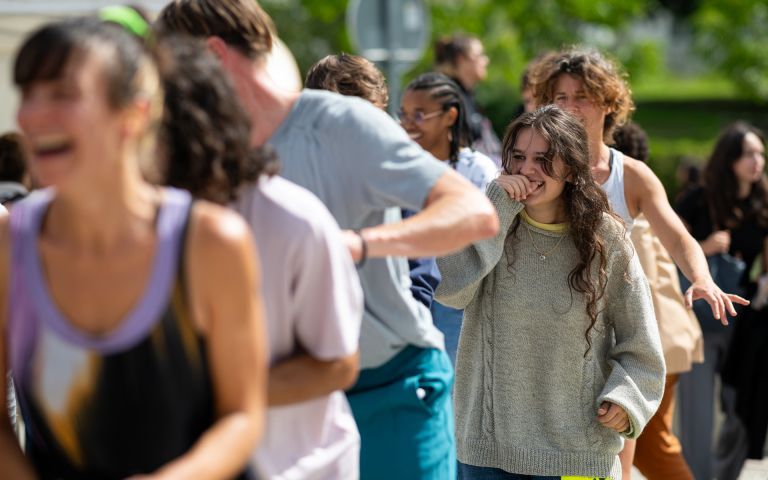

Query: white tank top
left=601, top=148, right=635, bottom=230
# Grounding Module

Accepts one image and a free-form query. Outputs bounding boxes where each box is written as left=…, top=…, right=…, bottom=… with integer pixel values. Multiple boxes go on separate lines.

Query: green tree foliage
left=693, top=0, right=768, bottom=100
left=263, top=0, right=653, bottom=81
left=262, top=0, right=351, bottom=75
left=263, top=0, right=656, bottom=123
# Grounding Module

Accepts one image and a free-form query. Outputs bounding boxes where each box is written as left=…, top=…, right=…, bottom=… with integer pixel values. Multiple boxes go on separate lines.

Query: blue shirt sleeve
left=402, top=208, right=441, bottom=308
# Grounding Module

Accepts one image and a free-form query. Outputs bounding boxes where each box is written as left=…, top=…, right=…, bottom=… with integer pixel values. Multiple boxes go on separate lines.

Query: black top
left=675, top=185, right=768, bottom=287
left=451, top=76, right=484, bottom=143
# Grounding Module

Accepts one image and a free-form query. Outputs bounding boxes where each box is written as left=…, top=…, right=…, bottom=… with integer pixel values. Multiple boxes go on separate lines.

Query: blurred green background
left=262, top=0, right=768, bottom=197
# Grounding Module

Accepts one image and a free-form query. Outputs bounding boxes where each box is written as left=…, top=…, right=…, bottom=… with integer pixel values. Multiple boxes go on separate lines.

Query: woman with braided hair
left=399, top=72, right=498, bottom=365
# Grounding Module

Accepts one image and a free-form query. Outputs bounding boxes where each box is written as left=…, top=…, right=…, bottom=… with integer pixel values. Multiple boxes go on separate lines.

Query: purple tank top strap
left=7, top=188, right=193, bottom=385
left=7, top=189, right=53, bottom=383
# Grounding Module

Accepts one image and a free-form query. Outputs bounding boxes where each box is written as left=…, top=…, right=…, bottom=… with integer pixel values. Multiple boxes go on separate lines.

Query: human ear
left=445, top=106, right=458, bottom=127
left=121, top=99, right=151, bottom=138
left=205, top=36, right=230, bottom=63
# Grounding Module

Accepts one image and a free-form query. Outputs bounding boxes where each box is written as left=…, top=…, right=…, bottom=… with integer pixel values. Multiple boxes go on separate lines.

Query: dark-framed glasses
left=397, top=109, right=445, bottom=125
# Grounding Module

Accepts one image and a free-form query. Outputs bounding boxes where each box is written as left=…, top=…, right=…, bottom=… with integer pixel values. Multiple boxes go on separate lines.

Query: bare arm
left=0, top=218, right=36, bottom=479
left=146, top=205, right=268, bottom=480
left=269, top=352, right=358, bottom=406
left=348, top=169, right=499, bottom=260
left=627, top=159, right=748, bottom=323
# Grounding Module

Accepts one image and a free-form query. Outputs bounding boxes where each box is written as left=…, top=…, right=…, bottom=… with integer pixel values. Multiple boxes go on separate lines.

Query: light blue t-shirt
left=268, top=89, right=450, bottom=369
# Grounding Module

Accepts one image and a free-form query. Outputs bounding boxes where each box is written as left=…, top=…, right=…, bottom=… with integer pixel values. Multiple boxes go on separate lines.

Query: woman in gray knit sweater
left=436, top=105, right=665, bottom=479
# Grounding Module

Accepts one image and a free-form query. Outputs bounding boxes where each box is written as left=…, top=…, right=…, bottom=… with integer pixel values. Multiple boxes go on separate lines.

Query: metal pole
left=385, top=0, right=401, bottom=117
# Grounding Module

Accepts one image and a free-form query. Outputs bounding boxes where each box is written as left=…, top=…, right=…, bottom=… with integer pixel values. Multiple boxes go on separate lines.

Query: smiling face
left=17, top=49, right=129, bottom=189
left=552, top=74, right=606, bottom=142
left=732, top=131, right=766, bottom=187
left=399, top=89, right=455, bottom=159
left=508, top=127, right=567, bottom=217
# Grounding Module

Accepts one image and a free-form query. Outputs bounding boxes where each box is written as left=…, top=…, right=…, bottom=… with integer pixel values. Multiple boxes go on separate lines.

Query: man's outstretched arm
left=347, top=169, right=499, bottom=260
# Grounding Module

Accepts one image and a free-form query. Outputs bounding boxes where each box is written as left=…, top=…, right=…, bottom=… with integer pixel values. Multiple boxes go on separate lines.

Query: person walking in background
left=0, top=18, right=267, bottom=479
left=675, top=122, right=768, bottom=480
left=156, top=2, right=499, bottom=479
left=436, top=105, right=665, bottom=479
left=156, top=37, right=364, bottom=480
left=435, top=33, right=502, bottom=165
left=305, top=53, right=442, bottom=312
left=613, top=121, right=701, bottom=480
left=399, top=72, right=498, bottom=365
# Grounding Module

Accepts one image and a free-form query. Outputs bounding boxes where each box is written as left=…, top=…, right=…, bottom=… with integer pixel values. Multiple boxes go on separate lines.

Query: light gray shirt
left=268, top=89, right=450, bottom=369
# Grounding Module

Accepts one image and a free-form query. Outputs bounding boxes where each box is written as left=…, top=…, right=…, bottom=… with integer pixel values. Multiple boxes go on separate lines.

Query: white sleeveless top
left=601, top=148, right=635, bottom=230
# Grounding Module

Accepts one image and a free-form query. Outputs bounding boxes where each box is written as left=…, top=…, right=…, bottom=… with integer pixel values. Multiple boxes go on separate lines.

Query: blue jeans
left=347, top=346, right=455, bottom=480
left=458, top=462, right=609, bottom=479
left=458, top=462, right=559, bottom=479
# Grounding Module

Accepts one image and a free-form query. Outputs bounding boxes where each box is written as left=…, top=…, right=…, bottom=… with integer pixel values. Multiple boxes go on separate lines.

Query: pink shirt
left=233, top=176, right=363, bottom=479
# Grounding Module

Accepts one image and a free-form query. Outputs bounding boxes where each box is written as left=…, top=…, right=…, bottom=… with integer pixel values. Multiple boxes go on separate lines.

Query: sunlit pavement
left=631, top=459, right=768, bottom=480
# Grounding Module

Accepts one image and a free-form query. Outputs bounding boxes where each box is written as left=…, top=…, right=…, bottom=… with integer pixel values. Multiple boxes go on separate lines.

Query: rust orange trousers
left=633, top=374, right=694, bottom=480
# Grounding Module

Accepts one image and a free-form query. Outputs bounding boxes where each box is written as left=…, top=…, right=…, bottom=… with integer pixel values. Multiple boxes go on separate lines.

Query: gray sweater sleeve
left=598, top=228, right=666, bottom=439
left=435, top=181, right=524, bottom=309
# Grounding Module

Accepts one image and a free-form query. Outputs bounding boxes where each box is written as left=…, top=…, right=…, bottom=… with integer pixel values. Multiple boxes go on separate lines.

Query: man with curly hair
left=529, top=46, right=750, bottom=480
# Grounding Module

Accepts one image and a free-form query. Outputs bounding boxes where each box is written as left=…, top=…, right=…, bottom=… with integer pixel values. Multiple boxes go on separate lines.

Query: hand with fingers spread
left=597, top=401, right=630, bottom=434
left=684, top=277, right=750, bottom=325
left=496, top=174, right=536, bottom=202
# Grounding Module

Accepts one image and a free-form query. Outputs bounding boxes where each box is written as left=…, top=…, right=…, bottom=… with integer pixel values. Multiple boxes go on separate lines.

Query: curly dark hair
left=154, top=35, right=279, bottom=204
left=704, top=122, right=768, bottom=230
left=612, top=121, right=649, bottom=162
left=502, top=105, right=620, bottom=354
left=528, top=47, right=635, bottom=144
left=305, top=53, right=389, bottom=109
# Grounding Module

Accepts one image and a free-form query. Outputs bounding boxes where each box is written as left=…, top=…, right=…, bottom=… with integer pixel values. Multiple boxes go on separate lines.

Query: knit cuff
left=486, top=181, right=524, bottom=227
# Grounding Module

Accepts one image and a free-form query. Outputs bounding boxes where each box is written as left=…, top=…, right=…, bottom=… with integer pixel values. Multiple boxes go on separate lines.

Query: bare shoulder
left=623, top=155, right=664, bottom=195
left=186, top=201, right=258, bottom=288
left=189, top=201, right=254, bottom=254
left=185, top=201, right=259, bottom=332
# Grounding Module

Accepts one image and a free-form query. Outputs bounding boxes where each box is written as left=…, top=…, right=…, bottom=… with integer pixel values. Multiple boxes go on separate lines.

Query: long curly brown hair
left=528, top=47, right=634, bottom=144
left=503, top=105, right=619, bottom=354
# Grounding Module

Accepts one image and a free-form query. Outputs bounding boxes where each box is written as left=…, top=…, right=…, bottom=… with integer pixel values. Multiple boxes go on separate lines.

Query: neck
left=242, top=63, right=301, bottom=147
left=589, top=135, right=610, bottom=169
left=457, top=74, right=476, bottom=91
left=524, top=202, right=567, bottom=225
left=45, top=158, right=159, bottom=253
left=433, top=143, right=453, bottom=163
left=737, top=181, right=752, bottom=199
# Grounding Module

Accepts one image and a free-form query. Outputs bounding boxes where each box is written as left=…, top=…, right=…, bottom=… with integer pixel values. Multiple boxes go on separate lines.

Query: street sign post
left=347, top=0, right=430, bottom=116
